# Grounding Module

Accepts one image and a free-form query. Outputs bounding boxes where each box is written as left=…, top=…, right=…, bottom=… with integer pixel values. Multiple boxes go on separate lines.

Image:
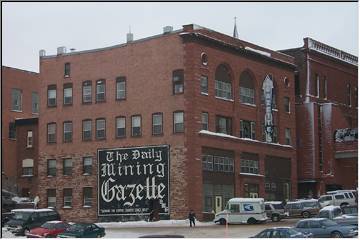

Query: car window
left=333, top=208, right=342, bottom=217
left=319, top=210, right=330, bottom=218
left=230, top=204, right=240, bottom=212
left=272, top=230, right=281, bottom=238
left=309, top=221, right=321, bottom=228
left=321, top=219, right=337, bottom=227
left=303, top=201, right=317, bottom=208
left=296, top=221, right=308, bottom=228
left=279, top=229, right=290, bottom=238
left=258, top=230, right=271, bottom=238
left=273, top=204, right=284, bottom=209
left=348, top=192, right=353, bottom=198
left=344, top=193, right=350, bottom=198
left=335, top=194, right=345, bottom=199
left=265, top=205, right=271, bottom=210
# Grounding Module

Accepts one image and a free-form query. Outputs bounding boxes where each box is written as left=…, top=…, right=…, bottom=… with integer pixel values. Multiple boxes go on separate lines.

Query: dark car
left=57, top=223, right=105, bottom=238
left=285, top=199, right=320, bottom=218
left=294, top=218, right=358, bottom=238
left=341, top=205, right=358, bottom=216
left=26, top=221, right=70, bottom=238
left=1, top=212, right=14, bottom=227
left=251, top=227, right=312, bottom=238
left=5, top=208, right=60, bottom=235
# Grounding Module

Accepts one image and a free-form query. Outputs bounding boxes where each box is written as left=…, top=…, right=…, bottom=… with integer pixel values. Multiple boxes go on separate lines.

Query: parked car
left=285, top=199, right=320, bottom=218
left=5, top=208, right=60, bottom=236
left=213, top=198, right=267, bottom=225
left=57, top=223, right=105, bottom=238
left=1, top=212, right=14, bottom=227
left=265, top=201, right=286, bottom=222
left=318, top=192, right=357, bottom=208
left=1, top=190, right=17, bottom=213
left=318, top=205, right=358, bottom=226
left=294, top=218, right=358, bottom=238
left=25, top=221, right=70, bottom=238
left=251, top=227, right=313, bottom=238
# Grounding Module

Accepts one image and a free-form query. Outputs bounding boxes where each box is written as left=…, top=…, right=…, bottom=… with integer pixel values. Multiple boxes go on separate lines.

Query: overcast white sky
left=2, top=2, right=358, bottom=72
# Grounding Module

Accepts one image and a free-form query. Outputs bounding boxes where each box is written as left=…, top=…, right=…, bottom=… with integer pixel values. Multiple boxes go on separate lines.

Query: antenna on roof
left=233, top=17, right=239, bottom=39
left=127, top=25, right=133, bottom=43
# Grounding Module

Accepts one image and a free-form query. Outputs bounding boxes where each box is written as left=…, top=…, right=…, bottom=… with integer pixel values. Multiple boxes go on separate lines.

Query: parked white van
left=213, top=198, right=267, bottom=225
left=318, top=192, right=357, bottom=208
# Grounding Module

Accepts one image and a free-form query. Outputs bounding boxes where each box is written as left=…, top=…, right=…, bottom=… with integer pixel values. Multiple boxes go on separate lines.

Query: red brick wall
left=2, top=66, right=39, bottom=193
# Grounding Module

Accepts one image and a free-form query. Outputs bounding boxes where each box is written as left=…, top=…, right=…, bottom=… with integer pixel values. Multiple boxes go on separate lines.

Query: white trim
left=240, top=103, right=256, bottom=108
left=215, top=96, right=234, bottom=102
left=200, top=93, right=209, bottom=96
left=239, top=173, right=265, bottom=177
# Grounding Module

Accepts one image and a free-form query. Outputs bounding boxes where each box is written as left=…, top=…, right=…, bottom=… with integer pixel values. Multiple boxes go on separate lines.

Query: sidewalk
left=96, top=219, right=215, bottom=229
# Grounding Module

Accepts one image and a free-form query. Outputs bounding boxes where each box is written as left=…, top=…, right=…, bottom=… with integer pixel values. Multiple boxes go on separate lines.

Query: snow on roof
left=12, top=208, right=54, bottom=213
left=47, top=220, right=63, bottom=224
left=321, top=205, right=341, bottom=212
left=245, top=46, right=271, bottom=57
left=199, top=130, right=294, bottom=148
left=228, top=198, right=264, bottom=203
left=298, top=218, right=327, bottom=222
left=265, top=201, right=283, bottom=205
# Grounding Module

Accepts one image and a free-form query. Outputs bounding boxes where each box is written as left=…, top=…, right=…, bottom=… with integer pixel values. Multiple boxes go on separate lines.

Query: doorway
left=215, top=196, right=223, bottom=213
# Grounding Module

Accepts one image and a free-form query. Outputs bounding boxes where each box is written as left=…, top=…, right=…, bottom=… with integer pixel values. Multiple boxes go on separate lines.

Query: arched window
left=215, top=64, right=232, bottom=100
left=239, top=71, right=255, bottom=104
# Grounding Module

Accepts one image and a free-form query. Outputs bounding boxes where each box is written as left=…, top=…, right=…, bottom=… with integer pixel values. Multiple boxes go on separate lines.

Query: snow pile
left=96, top=219, right=214, bottom=229
left=321, top=205, right=340, bottom=212
left=12, top=197, right=33, bottom=204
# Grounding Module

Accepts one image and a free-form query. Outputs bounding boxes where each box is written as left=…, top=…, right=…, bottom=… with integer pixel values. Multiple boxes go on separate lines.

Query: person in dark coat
left=188, top=210, right=196, bottom=227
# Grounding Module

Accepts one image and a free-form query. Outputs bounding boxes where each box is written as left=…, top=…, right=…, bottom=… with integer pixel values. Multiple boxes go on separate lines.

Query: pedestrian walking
left=34, top=195, right=40, bottom=209
left=188, top=210, right=196, bottom=227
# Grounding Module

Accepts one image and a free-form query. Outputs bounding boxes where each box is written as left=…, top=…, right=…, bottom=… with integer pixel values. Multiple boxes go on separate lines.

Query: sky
left=2, top=2, right=358, bottom=72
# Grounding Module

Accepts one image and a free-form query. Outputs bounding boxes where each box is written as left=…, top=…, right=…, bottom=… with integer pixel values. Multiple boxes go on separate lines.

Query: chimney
left=39, top=49, right=46, bottom=57
left=57, top=46, right=66, bottom=55
left=163, top=26, right=173, bottom=34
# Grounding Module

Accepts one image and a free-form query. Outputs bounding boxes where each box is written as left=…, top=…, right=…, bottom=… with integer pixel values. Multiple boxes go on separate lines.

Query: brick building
left=37, top=24, right=298, bottom=222
left=281, top=38, right=358, bottom=198
left=2, top=66, right=39, bottom=195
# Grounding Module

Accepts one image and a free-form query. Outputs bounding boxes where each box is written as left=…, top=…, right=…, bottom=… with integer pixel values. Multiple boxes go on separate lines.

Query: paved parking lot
left=104, top=218, right=300, bottom=238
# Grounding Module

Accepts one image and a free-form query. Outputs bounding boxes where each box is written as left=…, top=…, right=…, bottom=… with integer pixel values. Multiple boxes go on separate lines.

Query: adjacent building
left=2, top=66, right=40, bottom=195
left=37, top=24, right=298, bottom=222
left=281, top=38, right=358, bottom=198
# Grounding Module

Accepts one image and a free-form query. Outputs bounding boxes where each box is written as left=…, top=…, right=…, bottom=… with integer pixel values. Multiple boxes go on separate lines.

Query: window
left=200, top=75, right=208, bottom=94
left=63, top=121, right=73, bottom=142
left=96, top=79, right=105, bottom=102
left=116, top=117, right=126, bottom=138
left=262, top=124, right=278, bottom=143
left=96, top=118, right=106, bottom=139
left=82, top=119, right=92, bottom=141
left=27, top=131, right=33, bottom=148
left=314, top=74, right=319, bottom=97
left=216, top=116, right=232, bottom=135
left=229, top=204, right=240, bottom=213
left=347, top=83, right=351, bottom=106
left=213, top=156, right=234, bottom=172
left=64, top=62, right=70, bottom=77
left=63, top=83, right=73, bottom=105
left=355, top=88, right=358, bottom=108
left=202, top=155, right=213, bottom=171
left=131, top=115, right=141, bottom=137
left=47, top=159, right=56, bottom=176
left=323, top=77, right=327, bottom=99
left=239, top=71, right=255, bottom=104
left=83, top=187, right=92, bottom=207
left=9, top=122, right=16, bottom=139
left=32, top=92, right=39, bottom=113
left=201, top=112, right=209, bottom=130
left=47, top=123, right=56, bottom=143
left=173, top=111, right=184, bottom=133
left=116, top=77, right=126, bottom=100
left=240, top=159, right=259, bottom=174
left=11, top=89, right=22, bottom=111
left=47, top=189, right=56, bottom=208
left=284, top=97, right=290, bottom=113
left=82, top=81, right=92, bottom=103
left=63, top=159, right=73, bottom=176
left=47, top=85, right=57, bottom=107
left=83, top=157, right=92, bottom=175
left=22, top=159, right=34, bottom=176
left=335, top=194, right=345, bottom=200
left=240, top=120, right=256, bottom=139
left=152, top=113, right=163, bottom=135
left=215, top=64, right=232, bottom=100
left=285, top=128, right=291, bottom=145
left=244, top=183, right=259, bottom=198
left=173, top=69, right=184, bottom=94
left=63, top=188, right=72, bottom=207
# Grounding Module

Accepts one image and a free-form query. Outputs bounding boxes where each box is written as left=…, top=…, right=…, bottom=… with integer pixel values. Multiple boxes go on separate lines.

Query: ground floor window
left=47, top=189, right=56, bottom=208
left=244, top=183, right=259, bottom=198
left=202, top=184, right=234, bottom=213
